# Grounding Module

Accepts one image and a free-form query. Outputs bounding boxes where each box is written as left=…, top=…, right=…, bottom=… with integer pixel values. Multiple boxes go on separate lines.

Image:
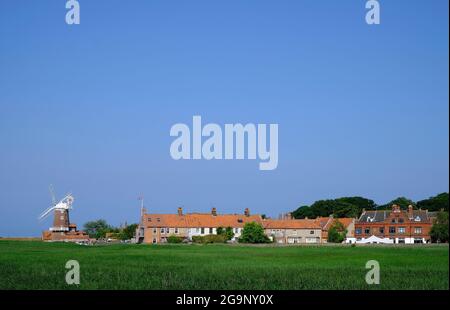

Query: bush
left=216, top=226, right=235, bottom=241
left=239, top=222, right=271, bottom=244
left=192, top=234, right=227, bottom=244
left=327, top=220, right=347, bottom=243
left=167, top=235, right=183, bottom=243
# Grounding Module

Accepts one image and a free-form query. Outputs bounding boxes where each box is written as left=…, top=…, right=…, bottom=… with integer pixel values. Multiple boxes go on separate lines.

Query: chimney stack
left=211, top=207, right=217, bottom=216
left=177, top=207, right=183, bottom=216
left=244, top=208, right=250, bottom=217
left=392, top=204, right=400, bottom=212
left=408, top=205, right=414, bottom=218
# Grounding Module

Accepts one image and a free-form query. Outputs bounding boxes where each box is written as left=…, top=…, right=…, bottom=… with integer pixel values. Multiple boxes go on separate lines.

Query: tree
left=333, top=203, right=359, bottom=218
left=239, top=222, right=271, bottom=243
left=335, top=197, right=377, bottom=212
left=292, top=197, right=376, bottom=219
left=83, top=219, right=111, bottom=239
left=217, top=226, right=235, bottom=241
left=430, top=212, right=449, bottom=243
left=327, top=220, right=348, bottom=243
left=417, top=193, right=449, bottom=212
left=292, top=205, right=315, bottom=219
left=380, top=197, right=415, bottom=210
left=225, top=227, right=234, bottom=240
left=120, top=223, right=138, bottom=240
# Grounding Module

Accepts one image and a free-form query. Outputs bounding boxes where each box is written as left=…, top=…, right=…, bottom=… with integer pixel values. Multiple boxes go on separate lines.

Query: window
left=235, top=228, right=238, bottom=233
left=364, top=228, right=370, bottom=234
left=355, top=228, right=362, bottom=235
left=160, top=228, right=164, bottom=233
left=398, top=227, right=405, bottom=234
left=201, top=228, right=205, bottom=234
left=209, top=228, right=213, bottom=234
left=399, top=218, right=404, bottom=223
left=379, top=227, right=384, bottom=234
left=147, top=218, right=152, bottom=222
left=152, top=238, right=157, bottom=244
left=414, top=227, right=422, bottom=234
left=310, top=230, right=314, bottom=235
left=166, top=228, right=169, bottom=233
left=391, top=219, right=396, bottom=223
left=153, top=228, right=157, bottom=234
left=175, top=228, right=178, bottom=234
left=389, top=227, right=396, bottom=234
left=398, top=238, right=405, bottom=244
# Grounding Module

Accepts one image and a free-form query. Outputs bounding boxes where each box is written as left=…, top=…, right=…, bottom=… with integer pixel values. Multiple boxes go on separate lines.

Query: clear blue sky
left=0, top=0, right=448, bottom=236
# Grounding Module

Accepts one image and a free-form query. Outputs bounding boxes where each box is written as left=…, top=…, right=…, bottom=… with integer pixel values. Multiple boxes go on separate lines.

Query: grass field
left=0, top=240, right=448, bottom=290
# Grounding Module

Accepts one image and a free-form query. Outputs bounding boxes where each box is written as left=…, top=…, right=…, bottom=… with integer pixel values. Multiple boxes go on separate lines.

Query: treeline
left=83, top=219, right=138, bottom=240
left=292, top=193, right=449, bottom=219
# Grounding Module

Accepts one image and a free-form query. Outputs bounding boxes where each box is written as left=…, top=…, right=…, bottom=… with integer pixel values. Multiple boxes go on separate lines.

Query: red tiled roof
left=262, top=219, right=321, bottom=229
left=144, top=213, right=263, bottom=228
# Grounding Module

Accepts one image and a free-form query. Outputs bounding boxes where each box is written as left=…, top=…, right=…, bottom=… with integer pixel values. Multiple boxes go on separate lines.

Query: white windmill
left=38, top=185, right=74, bottom=232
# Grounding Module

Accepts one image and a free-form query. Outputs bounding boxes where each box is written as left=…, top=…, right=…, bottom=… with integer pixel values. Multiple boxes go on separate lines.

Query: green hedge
left=167, top=235, right=183, bottom=243
left=192, top=234, right=227, bottom=244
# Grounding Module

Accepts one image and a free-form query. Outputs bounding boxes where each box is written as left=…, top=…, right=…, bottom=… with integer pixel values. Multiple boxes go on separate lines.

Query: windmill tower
left=39, top=185, right=89, bottom=242
left=39, top=186, right=74, bottom=232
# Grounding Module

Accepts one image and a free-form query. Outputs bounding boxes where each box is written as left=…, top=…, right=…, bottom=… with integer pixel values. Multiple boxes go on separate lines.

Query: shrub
left=167, top=235, right=183, bottom=243
left=216, top=226, right=235, bottom=241
left=192, top=235, right=204, bottom=243
left=239, top=222, right=271, bottom=244
left=327, top=220, right=347, bottom=243
left=192, top=234, right=227, bottom=244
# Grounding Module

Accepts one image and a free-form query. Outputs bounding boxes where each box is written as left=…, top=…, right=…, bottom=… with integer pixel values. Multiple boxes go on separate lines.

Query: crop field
left=0, top=240, right=448, bottom=290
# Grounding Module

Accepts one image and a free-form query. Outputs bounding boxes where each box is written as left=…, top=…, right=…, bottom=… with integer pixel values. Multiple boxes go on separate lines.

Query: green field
left=0, top=240, right=448, bottom=290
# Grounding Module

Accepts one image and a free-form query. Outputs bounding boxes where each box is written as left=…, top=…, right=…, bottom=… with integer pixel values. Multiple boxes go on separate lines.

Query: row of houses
left=136, top=204, right=437, bottom=245
left=136, top=207, right=355, bottom=244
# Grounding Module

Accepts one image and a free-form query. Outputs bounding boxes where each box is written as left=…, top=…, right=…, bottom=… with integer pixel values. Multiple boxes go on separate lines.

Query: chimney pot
left=212, top=207, right=217, bottom=216
left=244, top=208, right=250, bottom=217
left=177, top=207, right=183, bottom=216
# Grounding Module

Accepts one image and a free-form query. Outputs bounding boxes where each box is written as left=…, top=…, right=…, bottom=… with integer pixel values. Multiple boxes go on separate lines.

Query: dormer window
left=414, top=216, right=421, bottom=222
